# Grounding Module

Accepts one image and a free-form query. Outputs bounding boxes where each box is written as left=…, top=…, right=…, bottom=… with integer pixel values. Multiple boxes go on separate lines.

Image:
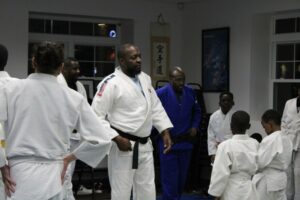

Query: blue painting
left=202, top=27, right=229, bottom=92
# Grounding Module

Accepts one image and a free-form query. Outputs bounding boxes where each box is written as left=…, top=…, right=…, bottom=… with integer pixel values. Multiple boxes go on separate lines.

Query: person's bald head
left=0, top=44, right=8, bottom=71
left=169, top=66, right=185, bottom=93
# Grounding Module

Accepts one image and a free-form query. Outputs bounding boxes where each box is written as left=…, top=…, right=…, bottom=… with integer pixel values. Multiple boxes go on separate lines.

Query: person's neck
left=270, top=126, right=280, bottom=134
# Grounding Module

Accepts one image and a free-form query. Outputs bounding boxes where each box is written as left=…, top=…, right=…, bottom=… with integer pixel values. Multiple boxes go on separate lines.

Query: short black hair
left=64, top=57, right=79, bottom=68
left=0, top=44, right=8, bottom=70
left=231, top=110, right=250, bottom=133
left=117, top=43, right=135, bottom=61
left=219, top=91, right=234, bottom=100
left=250, top=133, right=263, bottom=143
left=261, top=109, right=281, bottom=126
left=33, top=41, right=64, bottom=74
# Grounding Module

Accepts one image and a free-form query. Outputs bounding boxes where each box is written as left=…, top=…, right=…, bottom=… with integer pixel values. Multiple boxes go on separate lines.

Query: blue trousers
left=159, top=149, right=193, bottom=200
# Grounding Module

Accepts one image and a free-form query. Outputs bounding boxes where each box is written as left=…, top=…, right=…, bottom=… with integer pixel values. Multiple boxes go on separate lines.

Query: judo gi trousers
left=159, top=149, right=192, bottom=200
left=0, top=174, right=5, bottom=200
left=62, top=139, right=81, bottom=200
left=255, top=174, right=286, bottom=200
left=287, top=149, right=300, bottom=200
left=108, top=142, right=155, bottom=200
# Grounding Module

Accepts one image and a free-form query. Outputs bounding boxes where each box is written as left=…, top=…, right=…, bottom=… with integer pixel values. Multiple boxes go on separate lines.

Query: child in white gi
left=208, top=110, right=258, bottom=200
left=253, top=109, right=293, bottom=200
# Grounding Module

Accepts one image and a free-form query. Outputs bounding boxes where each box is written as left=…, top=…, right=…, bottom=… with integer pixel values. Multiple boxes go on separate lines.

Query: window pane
left=78, top=61, right=95, bottom=77
left=295, top=62, right=300, bottom=78
left=275, top=18, right=296, bottom=34
left=296, top=44, right=300, bottom=60
left=29, top=18, right=45, bottom=33
left=94, top=24, right=117, bottom=38
left=53, top=20, right=69, bottom=34
left=276, top=62, right=294, bottom=79
left=94, top=62, right=115, bottom=77
left=75, top=45, right=94, bottom=61
left=45, top=20, right=51, bottom=33
left=274, top=82, right=300, bottom=114
left=276, top=44, right=294, bottom=61
left=70, top=21, right=93, bottom=36
left=297, top=18, right=300, bottom=32
left=95, top=46, right=116, bottom=61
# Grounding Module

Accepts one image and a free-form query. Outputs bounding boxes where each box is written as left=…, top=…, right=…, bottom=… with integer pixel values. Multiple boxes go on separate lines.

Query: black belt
left=111, top=126, right=149, bottom=169
left=171, top=133, right=197, bottom=144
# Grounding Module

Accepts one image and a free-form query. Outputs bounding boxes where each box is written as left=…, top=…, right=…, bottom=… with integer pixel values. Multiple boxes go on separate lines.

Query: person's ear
left=55, top=63, right=64, bottom=76
left=31, top=57, right=37, bottom=69
left=119, top=58, right=125, bottom=65
left=247, top=123, right=251, bottom=130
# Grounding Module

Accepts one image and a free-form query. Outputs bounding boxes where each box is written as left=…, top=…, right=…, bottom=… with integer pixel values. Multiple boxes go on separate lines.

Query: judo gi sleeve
left=208, top=143, right=232, bottom=197
left=72, top=98, right=117, bottom=168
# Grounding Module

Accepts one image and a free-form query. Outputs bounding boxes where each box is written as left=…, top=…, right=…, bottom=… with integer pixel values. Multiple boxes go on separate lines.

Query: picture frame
left=151, top=36, right=170, bottom=80
left=202, top=27, right=230, bottom=92
left=78, top=78, right=95, bottom=100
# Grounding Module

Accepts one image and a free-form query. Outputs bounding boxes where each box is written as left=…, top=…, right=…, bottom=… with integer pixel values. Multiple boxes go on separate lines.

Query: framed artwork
left=78, top=79, right=94, bottom=100
left=202, top=27, right=230, bottom=92
left=151, top=36, right=170, bottom=80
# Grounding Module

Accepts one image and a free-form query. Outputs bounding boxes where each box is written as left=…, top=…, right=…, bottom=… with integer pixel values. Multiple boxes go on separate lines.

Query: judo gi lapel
left=115, top=68, right=146, bottom=101
left=136, top=72, right=151, bottom=116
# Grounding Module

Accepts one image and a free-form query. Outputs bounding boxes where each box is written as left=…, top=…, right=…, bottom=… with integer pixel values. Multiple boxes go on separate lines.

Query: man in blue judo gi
left=156, top=67, right=201, bottom=200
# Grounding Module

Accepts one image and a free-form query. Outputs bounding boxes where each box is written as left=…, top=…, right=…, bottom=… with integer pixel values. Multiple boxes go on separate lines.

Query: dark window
left=78, top=61, right=95, bottom=77
left=275, top=18, right=296, bottom=34
left=75, top=45, right=94, bottom=61
left=95, top=46, right=115, bottom=61
left=276, top=44, right=294, bottom=61
left=70, top=21, right=93, bottom=36
left=53, top=20, right=69, bottom=34
left=297, top=18, right=300, bottom=32
left=295, top=62, right=300, bottom=78
left=296, top=44, right=300, bottom=60
left=45, top=20, right=52, bottom=33
left=94, top=62, right=115, bottom=77
left=29, top=19, right=45, bottom=33
left=94, top=24, right=117, bottom=37
left=276, top=62, right=294, bottom=79
left=274, top=82, right=300, bottom=114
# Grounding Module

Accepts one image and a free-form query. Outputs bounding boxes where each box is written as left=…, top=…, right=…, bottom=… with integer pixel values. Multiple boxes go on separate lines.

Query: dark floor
left=76, top=191, right=213, bottom=200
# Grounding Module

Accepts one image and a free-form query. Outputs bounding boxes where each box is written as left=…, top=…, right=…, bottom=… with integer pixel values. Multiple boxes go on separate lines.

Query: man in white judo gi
left=282, top=88, right=300, bottom=200
left=0, top=44, right=18, bottom=200
left=57, top=57, right=90, bottom=199
left=0, top=41, right=120, bottom=200
left=253, top=109, right=293, bottom=200
left=208, top=110, right=259, bottom=200
left=92, top=43, right=173, bottom=200
left=207, top=91, right=235, bottom=164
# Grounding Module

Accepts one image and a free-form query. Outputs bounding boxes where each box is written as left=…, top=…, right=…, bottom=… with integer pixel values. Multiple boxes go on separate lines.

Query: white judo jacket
left=207, top=108, right=234, bottom=155
left=0, top=73, right=118, bottom=199
left=0, top=71, right=17, bottom=167
left=253, top=131, right=293, bottom=199
left=208, top=134, right=259, bottom=200
left=282, top=98, right=300, bottom=150
left=57, top=73, right=87, bottom=140
left=0, top=73, right=117, bottom=167
left=92, top=67, right=173, bottom=147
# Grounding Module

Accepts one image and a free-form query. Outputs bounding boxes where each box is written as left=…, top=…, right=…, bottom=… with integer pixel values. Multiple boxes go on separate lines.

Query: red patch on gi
left=97, top=83, right=107, bottom=96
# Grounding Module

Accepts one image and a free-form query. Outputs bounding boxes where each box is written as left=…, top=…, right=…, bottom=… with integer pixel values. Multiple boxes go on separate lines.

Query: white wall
left=181, top=0, right=300, bottom=134
left=0, top=0, right=183, bottom=78
left=2, top=0, right=300, bottom=134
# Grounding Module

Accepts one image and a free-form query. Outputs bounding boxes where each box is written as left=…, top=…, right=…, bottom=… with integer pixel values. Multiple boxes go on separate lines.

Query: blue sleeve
left=191, top=90, right=201, bottom=129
